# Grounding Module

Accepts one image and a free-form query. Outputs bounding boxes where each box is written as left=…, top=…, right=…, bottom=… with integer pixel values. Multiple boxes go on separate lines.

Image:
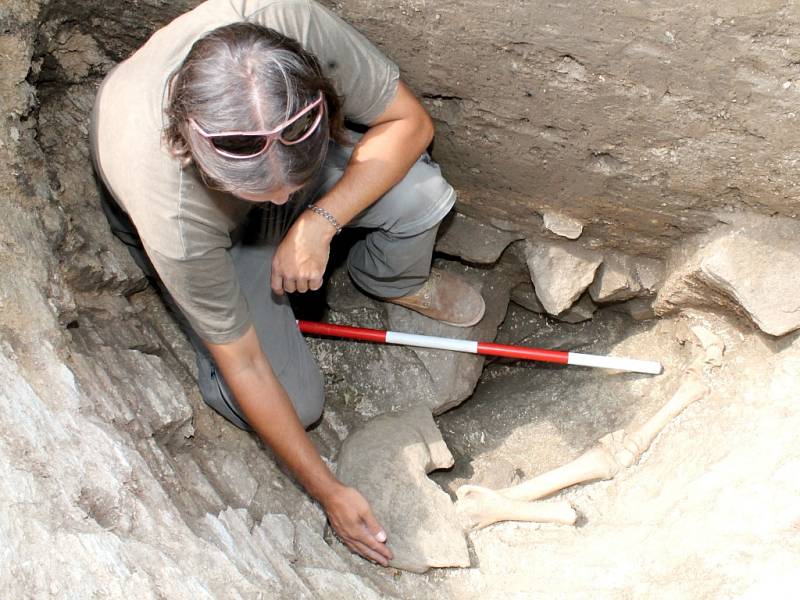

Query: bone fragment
left=689, top=325, right=725, bottom=367
left=622, top=376, right=708, bottom=459
left=455, top=368, right=709, bottom=530
left=497, top=444, right=622, bottom=502
left=456, top=485, right=577, bottom=530
left=499, top=374, right=709, bottom=504
left=455, top=333, right=718, bottom=531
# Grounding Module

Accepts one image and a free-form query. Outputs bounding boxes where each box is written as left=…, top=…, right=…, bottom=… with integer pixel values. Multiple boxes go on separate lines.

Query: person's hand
left=271, top=211, right=336, bottom=294
left=322, top=484, right=393, bottom=566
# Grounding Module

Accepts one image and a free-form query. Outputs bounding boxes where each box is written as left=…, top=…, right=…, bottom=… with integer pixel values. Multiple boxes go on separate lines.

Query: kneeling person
left=90, top=0, right=483, bottom=566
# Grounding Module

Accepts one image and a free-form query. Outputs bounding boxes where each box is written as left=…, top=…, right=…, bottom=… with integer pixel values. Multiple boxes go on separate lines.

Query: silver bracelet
left=307, top=204, right=343, bottom=235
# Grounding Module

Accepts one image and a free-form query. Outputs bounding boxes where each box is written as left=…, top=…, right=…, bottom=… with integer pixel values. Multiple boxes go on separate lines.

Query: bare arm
left=312, top=80, right=435, bottom=230
left=206, top=325, right=393, bottom=565
left=271, top=81, right=435, bottom=294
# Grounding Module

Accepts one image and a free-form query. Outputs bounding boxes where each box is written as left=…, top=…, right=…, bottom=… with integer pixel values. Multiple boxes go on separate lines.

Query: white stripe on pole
left=386, top=331, right=479, bottom=354
left=567, top=352, right=662, bottom=375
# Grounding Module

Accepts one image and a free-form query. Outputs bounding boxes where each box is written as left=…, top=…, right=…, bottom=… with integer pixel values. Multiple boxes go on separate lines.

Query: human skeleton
left=455, top=325, right=722, bottom=530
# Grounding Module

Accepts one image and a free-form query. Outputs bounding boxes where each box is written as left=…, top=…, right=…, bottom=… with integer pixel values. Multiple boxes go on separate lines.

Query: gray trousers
left=95, top=135, right=455, bottom=431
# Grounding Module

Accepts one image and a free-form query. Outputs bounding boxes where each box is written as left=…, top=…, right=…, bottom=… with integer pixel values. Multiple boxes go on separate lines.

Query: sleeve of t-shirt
left=243, top=0, right=400, bottom=124
left=144, top=243, right=251, bottom=345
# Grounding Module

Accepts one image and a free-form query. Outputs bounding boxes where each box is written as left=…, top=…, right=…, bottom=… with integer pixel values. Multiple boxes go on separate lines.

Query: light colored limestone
left=556, top=292, right=597, bottom=323
left=656, top=216, right=800, bottom=337
left=543, top=211, right=584, bottom=240
left=525, top=241, right=603, bottom=315
left=589, top=253, right=640, bottom=303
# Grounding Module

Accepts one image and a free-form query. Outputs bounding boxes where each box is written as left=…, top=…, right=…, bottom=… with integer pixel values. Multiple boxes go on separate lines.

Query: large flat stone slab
left=335, top=406, right=469, bottom=573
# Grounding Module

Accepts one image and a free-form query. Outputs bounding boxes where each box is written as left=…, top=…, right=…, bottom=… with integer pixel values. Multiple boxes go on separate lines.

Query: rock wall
left=336, top=0, right=800, bottom=256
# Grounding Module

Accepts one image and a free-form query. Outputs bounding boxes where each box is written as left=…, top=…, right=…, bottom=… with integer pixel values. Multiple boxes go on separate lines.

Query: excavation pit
left=3, top=1, right=800, bottom=598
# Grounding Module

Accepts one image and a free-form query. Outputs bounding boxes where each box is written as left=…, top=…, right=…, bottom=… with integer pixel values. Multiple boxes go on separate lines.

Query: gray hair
left=164, top=22, right=348, bottom=196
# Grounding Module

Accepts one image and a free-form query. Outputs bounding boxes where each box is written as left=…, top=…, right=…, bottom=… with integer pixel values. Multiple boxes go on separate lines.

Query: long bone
left=456, top=487, right=577, bottom=531
left=456, top=363, right=711, bottom=529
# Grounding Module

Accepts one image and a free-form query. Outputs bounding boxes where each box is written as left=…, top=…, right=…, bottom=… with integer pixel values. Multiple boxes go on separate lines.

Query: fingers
left=346, top=517, right=392, bottom=564
left=275, top=277, right=316, bottom=294
left=326, top=489, right=393, bottom=566
left=361, top=509, right=392, bottom=558
left=334, top=527, right=391, bottom=566
left=270, top=273, right=284, bottom=296
left=271, top=272, right=321, bottom=295
left=295, top=275, right=323, bottom=294
left=345, top=538, right=390, bottom=567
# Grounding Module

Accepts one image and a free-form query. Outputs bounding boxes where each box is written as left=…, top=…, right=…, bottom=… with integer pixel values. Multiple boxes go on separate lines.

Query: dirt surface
left=424, top=308, right=800, bottom=598
left=432, top=306, right=681, bottom=495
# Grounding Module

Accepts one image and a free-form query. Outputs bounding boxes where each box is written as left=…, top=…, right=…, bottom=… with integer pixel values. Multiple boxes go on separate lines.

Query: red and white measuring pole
left=297, top=320, right=662, bottom=375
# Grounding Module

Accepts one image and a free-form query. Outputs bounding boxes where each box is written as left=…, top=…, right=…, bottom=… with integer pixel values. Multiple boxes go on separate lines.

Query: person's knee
left=380, top=155, right=455, bottom=235
left=294, top=366, right=325, bottom=428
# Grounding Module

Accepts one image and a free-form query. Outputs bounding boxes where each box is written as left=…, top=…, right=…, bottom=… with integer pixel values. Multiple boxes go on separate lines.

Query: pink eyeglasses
left=189, top=91, right=325, bottom=159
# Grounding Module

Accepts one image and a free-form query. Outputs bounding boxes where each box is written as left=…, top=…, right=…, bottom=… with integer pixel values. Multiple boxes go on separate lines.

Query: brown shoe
left=383, top=269, right=485, bottom=327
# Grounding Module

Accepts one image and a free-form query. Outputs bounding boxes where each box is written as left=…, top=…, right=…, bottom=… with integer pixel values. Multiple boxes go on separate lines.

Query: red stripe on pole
left=476, top=342, right=569, bottom=365
left=297, top=320, right=388, bottom=344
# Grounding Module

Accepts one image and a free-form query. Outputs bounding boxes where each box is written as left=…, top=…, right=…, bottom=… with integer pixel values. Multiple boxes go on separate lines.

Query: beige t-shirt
left=93, top=0, right=399, bottom=344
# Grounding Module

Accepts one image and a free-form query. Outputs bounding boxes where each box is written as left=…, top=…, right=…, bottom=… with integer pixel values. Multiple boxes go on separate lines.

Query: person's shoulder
left=240, top=0, right=311, bottom=20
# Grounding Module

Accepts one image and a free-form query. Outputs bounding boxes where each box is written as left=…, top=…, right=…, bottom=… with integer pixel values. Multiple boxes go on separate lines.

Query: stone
left=589, top=254, right=664, bottom=304
left=556, top=293, right=597, bottom=324
left=524, top=240, right=603, bottom=315
left=335, top=406, right=470, bottom=573
left=634, top=257, right=665, bottom=294
left=612, top=297, right=657, bottom=321
left=510, top=282, right=545, bottom=313
left=210, top=508, right=281, bottom=587
left=251, top=519, right=315, bottom=597
left=259, top=513, right=297, bottom=561
left=201, top=451, right=260, bottom=508
left=589, top=253, right=641, bottom=303
left=543, top=211, right=584, bottom=240
left=435, top=211, right=523, bottom=263
left=323, top=259, right=382, bottom=313
left=171, top=454, right=225, bottom=509
left=294, top=521, right=350, bottom=571
left=297, top=568, right=387, bottom=600
left=656, top=216, right=800, bottom=337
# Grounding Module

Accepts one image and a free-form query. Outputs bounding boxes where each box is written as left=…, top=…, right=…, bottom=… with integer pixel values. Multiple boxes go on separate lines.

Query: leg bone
left=455, top=484, right=577, bottom=530
left=497, top=444, right=623, bottom=502
left=622, top=376, right=708, bottom=460
left=498, top=373, right=709, bottom=503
